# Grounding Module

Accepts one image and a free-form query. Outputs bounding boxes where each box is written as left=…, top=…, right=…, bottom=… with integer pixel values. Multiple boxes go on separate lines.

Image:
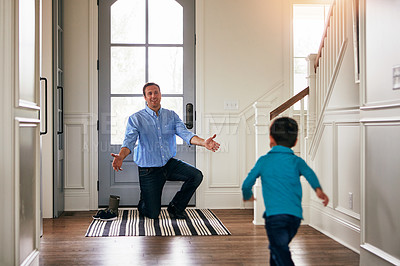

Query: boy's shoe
left=92, top=209, right=107, bottom=220
left=167, top=203, right=187, bottom=219
left=99, top=209, right=118, bottom=221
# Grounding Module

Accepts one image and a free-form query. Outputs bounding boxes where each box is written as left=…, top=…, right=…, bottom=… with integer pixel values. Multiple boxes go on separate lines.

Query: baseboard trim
left=65, top=192, right=90, bottom=211
left=20, top=250, right=39, bottom=266
left=309, top=205, right=360, bottom=254
left=360, top=244, right=400, bottom=266
left=203, top=191, right=243, bottom=209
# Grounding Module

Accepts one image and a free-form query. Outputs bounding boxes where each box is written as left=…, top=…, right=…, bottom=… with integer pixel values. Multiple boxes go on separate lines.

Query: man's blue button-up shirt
left=122, top=105, right=196, bottom=167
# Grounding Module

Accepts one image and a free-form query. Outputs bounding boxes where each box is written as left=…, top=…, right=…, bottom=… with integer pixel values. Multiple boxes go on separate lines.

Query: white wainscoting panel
left=65, top=123, right=86, bottom=189
left=336, top=123, right=361, bottom=219
left=64, top=114, right=91, bottom=211
left=364, top=0, right=400, bottom=108
left=312, top=123, right=334, bottom=208
left=364, top=122, right=400, bottom=260
left=308, top=109, right=363, bottom=253
left=205, top=115, right=241, bottom=188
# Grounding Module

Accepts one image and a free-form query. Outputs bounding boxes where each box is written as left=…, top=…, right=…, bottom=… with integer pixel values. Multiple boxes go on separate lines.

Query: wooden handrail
left=270, top=87, right=309, bottom=120
left=314, top=1, right=336, bottom=72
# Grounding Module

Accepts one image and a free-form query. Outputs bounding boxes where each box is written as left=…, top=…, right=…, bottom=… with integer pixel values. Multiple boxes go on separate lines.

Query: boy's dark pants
left=137, top=158, right=203, bottom=219
left=264, top=214, right=301, bottom=266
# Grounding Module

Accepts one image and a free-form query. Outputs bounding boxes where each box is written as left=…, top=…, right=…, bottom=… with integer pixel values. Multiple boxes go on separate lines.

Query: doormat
left=85, top=209, right=231, bottom=237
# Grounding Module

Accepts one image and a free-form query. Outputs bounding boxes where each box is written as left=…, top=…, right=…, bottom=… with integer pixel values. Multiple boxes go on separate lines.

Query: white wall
left=308, top=0, right=362, bottom=253
left=308, top=0, right=400, bottom=264
left=195, top=0, right=286, bottom=209
left=62, top=0, right=98, bottom=211
left=364, top=0, right=400, bottom=107
left=199, top=0, right=284, bottom=113
left=359, top=0, right=400, bottom=265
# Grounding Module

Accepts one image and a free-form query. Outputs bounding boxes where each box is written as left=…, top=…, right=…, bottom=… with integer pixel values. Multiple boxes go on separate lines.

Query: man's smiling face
left=144, top=84, right=161, bottom=112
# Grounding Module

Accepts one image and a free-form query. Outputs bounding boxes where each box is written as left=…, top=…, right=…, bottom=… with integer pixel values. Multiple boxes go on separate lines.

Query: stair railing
left=314, top=0, right=346, bottom=119
left=308, top=0, right=347, bottom=158
left=269, top=86, right=309, bottom=158
left=270, top=87, right=309, bottom=120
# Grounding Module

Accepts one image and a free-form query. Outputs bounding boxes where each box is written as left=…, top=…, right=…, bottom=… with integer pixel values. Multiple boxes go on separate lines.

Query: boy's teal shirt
left=242, top=145, right=321, bottom=219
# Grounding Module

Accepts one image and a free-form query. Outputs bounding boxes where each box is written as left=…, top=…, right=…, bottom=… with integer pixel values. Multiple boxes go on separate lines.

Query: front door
left=98, top=0, right=196, bottom=207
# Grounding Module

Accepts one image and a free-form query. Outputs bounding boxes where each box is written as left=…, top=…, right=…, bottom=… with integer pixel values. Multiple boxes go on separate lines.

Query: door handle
left=40, top=77, right=48, bottom=135
left=185, top=103, right=193, bottom=129
left=57, top=86, right=64, bottom=134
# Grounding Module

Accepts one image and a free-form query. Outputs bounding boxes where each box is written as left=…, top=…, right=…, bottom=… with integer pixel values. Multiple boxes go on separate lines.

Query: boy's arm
left=315, top=187, right=329, bottom=206
left=243, top=195, right=256, bottom=202
left=242, top=160, right=261, bottom=201
left=298, top=158, right=329, bottom=206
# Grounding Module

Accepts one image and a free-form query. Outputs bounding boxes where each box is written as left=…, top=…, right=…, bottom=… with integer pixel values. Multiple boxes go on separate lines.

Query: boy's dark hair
left=143, top=82, right=160, bottom=96
left=270, top=117, right=298, bottom=148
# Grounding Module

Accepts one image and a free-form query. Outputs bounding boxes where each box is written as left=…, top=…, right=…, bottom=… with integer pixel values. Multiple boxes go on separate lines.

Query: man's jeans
left=264, top=214, right=301, bottom=266
left=137, top=158, right=203, bottom=219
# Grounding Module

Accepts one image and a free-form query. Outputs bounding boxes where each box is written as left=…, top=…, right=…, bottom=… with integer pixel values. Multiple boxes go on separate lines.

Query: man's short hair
left=270, top=117, right=298, bottom=148
left=143, top=82, right=160, bottom=96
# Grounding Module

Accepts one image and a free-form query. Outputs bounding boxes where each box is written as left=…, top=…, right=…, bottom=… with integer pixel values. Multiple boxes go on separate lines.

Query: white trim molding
left=361, top=244, right=400, bottom=266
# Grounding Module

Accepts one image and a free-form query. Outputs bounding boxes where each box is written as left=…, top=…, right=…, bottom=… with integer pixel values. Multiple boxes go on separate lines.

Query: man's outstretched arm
left=111, top=147, right=131, bottom=171
left=190, top=134, right=220, bottom=152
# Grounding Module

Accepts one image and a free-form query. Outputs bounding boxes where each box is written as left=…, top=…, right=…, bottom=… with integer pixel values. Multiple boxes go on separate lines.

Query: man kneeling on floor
left=111, top=82, right=220, bottom=219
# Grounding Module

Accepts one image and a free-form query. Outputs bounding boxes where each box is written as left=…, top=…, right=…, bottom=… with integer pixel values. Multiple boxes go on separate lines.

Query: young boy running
left=242, top=117, right=329, bottom=266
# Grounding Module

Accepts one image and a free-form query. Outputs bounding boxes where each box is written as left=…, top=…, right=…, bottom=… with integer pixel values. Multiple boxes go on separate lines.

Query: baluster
left=328, top=21, right=332, bottom=80
left=342, top=0, right=346, bottom=42
left=317, top=68, right=321, bottom=116
left=326, top=27, right=330, bottom=85
left=300, top=98, right=305, bottom=158
left=338, top=0, right=342, bottom=45
left=323, top=47, right=327, bottom=98
left=318, top=67, right=323, bottom=115
left=330, top=15, right=334, bottom=78
left=322, top=59, right=324, bottom=113
left=333, top=4, right=339, bottom=57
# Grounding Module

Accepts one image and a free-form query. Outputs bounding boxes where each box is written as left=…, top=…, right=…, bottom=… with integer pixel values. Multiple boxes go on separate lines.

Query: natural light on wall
left=293, top=4, right=330, bottom=110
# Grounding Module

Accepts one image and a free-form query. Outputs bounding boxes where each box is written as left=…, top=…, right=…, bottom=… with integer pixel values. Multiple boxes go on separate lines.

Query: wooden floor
left=40, top=209, right=359, bottom=265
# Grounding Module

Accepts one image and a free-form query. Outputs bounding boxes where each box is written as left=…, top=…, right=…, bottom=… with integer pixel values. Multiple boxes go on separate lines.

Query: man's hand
left=316, top=188, right=329, bottom=206
left=111, top=147, right=131, bottom=171
left=111, top=153, right=124, bottom=172
left=190, top=134, right=220, bottom=152
left=204, top=134, right=220, bottom=152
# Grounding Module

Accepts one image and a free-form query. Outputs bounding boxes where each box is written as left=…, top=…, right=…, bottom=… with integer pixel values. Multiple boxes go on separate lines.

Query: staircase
left=252, top=0, right=350, bottom=224
left=308, top=0, right=348, bottom=158
left=267, top=0, right=348, bottom=159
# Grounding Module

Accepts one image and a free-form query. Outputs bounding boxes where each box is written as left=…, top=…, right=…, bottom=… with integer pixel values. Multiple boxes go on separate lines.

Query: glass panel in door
left=98, top=0, right=195, bottom=207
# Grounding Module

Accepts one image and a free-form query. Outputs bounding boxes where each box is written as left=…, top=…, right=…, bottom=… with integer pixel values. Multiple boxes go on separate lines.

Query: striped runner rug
left=85, top=209, right=231, bottom=237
